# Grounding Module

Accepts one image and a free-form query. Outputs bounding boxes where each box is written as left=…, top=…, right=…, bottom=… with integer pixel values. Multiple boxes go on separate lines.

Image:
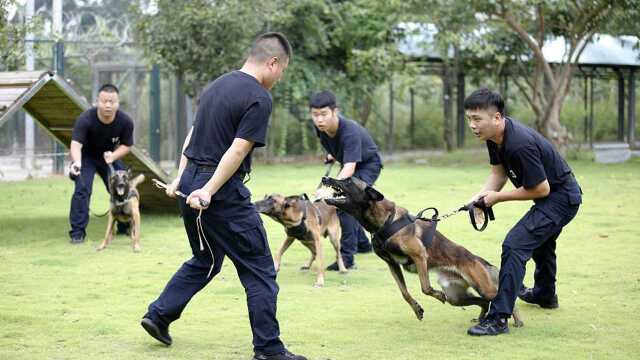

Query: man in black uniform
left=464, top=88, right=582, bottom=336
left=311, top=90, right=382, bottom=270
left=140, top=33, right=307, bottom=360
left=68, top=84, right=133, bottom=244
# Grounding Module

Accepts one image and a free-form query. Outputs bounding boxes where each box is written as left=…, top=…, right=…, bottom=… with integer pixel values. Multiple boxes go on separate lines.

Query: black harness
left=285, top=201, right=322, bottom=240
left=372, top=207, right=440, bottom=248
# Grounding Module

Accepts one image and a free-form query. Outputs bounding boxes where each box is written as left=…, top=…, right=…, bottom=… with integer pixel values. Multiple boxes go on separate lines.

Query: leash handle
left=464, top=197, right=494, bottom=232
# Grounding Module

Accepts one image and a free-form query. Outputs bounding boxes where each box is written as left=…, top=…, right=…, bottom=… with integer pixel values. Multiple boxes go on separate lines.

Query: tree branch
left=499, top=9, right=557, bottom=89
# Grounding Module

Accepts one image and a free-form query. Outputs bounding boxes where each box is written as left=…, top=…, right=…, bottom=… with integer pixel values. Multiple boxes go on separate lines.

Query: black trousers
left=145, top=163, right=285, bottom=355
left=489, top=181, right=582, bottom=318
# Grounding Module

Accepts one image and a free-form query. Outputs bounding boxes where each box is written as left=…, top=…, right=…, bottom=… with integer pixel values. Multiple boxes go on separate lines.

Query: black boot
left=141, top=317, right=172, bottom=346
left=252, top=349, right=308, bottom=360
left=467, top=316, right=509, bottom=336
left=518, top=287, right=559, bottom=309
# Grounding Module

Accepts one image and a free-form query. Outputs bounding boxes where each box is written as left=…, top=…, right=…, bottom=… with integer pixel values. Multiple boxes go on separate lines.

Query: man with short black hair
left=68, top=83, right=133, bottom=244
left=141, top=32, right=307, bottom=360
left=311, top=90, right=382, bottom=270
left=464, top=88, right=581, bottom=336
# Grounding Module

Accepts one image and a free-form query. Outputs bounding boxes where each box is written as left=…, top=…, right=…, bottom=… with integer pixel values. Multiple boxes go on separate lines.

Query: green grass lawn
left=1, top=153, right=639, bottom=359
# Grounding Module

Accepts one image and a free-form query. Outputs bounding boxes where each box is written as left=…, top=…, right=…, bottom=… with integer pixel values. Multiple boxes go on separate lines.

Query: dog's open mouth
left=116, top=185, right=126, bottom=196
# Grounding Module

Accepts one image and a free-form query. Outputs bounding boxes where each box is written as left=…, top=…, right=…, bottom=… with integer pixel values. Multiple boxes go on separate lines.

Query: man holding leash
left=141, top=33, right=307, bottom=360
left=464, top=88, right=581, bottom=336
left=311, top=90, right=383, bottom=270
left=68, top=84, right=133, bottom=244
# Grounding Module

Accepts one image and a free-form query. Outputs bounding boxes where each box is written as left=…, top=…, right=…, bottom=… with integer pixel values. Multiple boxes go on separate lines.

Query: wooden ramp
left=0, top=71, right=177, bottom=212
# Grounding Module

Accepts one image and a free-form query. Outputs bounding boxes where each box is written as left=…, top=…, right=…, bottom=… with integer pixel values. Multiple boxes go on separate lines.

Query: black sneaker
left=70, top=235, right=85, bottom=244
left=325, top=262, right=356, bottom=271
left=467, top=316, right=509, bottom=336
left=252, top=350, right=307, bottom=360
left=141, top=317, right=172, bottom=346
left=518, top=287, right=559, bottom=309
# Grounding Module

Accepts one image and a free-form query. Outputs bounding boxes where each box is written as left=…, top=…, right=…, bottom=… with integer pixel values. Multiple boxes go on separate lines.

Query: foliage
left=0, top=0, right=32, bottom=71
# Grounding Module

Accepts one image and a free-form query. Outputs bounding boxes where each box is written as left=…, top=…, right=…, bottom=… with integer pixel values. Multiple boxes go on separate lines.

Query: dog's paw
left=299, top=265, right=310, bottom=271
left=96, top=245, right=106, bottom=252
left=313, top=282, right=324, bottom=288
left=415, top=306, right=424, bottom=321
left=133, top=244, right=141, bottom=252
left=513, top=319, right=524, bottom=328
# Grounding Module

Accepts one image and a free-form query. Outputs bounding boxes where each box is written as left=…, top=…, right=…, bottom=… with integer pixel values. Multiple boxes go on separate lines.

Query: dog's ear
left=365, top=185, right=384, bottom=202
left=126, top=167, right=132, bottom=177
left=301, top=193, right=309, bottom=201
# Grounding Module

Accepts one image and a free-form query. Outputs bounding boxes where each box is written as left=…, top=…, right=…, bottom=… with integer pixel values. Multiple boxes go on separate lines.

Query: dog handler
left=310, top=90, right=382, bottom=270
left=141, top=33, right=307, bottom=360
left=464, top=88, right=581, bottom=336
left=68, top=84, right=133, bottom=244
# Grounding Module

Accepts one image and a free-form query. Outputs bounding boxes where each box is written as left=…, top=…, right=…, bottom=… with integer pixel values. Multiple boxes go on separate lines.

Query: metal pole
left=629, top=69, right=636, bottom=147
left=589, top=75, right=594, bottom=149
left=409, top=88, right=415, bottom=148
left=52, top=41, right=65, bottom=173
left=388, top=76, right=394, bottom=155
left=24, top=0, right=35, bottom=174
left=457, top=71, right=465, bottom=148
left=52, top=0, right=64, bottom=174
left=617, top=70, right=625, bottom=141
left=149, top=64, right=161, bottom=162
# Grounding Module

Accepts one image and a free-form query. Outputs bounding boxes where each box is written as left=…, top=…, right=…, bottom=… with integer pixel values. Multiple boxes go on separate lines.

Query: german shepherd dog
left=97, top=169, right=145, bottom=252
left=321, top=177, right=523, bottom=326
left=255, top=194, right=345, bottom=287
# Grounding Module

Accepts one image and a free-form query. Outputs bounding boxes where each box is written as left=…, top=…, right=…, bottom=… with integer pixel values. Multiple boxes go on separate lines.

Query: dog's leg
left=413, top=253, right=447, bottom=304
left=511, top=305, right=524, bottom=327
left=383, top=258, right=424, bottom=320
left=97, top=213, right=115, bottom=251
left=312, top=232, right=324, bottom=288
left=274, top=236, right=295, bottom=272
left=329, top=227, right=347, bottom=273
left=131, top=203, right=141, bottom=252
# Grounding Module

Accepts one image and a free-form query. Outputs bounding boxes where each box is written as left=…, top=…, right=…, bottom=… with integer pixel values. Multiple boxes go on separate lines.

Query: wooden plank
left=0, top=71, right=46, bottom=86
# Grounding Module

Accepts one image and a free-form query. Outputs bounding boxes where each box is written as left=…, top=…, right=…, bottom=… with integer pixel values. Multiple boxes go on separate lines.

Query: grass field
left=1, top=152, right=639, bottom=360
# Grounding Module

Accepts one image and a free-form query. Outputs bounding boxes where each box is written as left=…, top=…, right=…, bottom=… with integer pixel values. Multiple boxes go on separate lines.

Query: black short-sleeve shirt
left=71, top=108, right=134, bottom=158
left=315, top=115, right=381, bottom=167
left=487, top=117, right=572, bottom=190
left=183, top=71, right=272, bottom=175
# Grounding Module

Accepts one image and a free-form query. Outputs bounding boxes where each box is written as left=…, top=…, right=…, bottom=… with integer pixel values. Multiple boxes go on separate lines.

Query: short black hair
left=309, top=90, right=337, bottom=110
left=98, top=83, right=119, bottom=94
left=463, top=88, right=504, bottom=116
left=249, top=32, right=292, bottom=62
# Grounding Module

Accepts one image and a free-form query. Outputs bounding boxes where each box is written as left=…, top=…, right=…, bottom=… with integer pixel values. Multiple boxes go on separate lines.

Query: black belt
left=190, top=162, right=247, bottom=181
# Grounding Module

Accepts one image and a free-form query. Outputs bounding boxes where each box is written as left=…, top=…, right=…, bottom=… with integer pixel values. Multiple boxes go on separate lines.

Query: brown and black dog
left=97, top=169, right=145, bottom=252
left=321, top=176, right=523, bottom=327
left=255, top=194, right=345, bottom=287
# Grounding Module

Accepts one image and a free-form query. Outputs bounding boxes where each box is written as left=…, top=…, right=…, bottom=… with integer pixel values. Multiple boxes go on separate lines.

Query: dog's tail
left=131, top=174, right=145, bottom=188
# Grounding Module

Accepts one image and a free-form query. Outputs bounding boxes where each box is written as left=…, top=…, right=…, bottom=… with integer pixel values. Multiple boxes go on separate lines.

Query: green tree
left=0, top=0, right=31, bottom=71
left=471, top=0, right=630, bottom=152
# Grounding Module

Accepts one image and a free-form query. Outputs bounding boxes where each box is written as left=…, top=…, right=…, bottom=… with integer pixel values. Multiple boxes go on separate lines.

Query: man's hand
left=165, top=177, right=180, bottom=198
left=187, top=188, right=212, bottom=210
left=103, top=151, right=115, bottom=164
left=476, top=190, right=501, bottom=207
left=69, top=161, right=81, bottom=177
left=324, top=154, right=335, bottom=164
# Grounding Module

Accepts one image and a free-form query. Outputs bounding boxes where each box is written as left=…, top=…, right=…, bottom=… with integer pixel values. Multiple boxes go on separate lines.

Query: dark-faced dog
left=255, top=194, right=344, bottom=287
left=97, top=169, right=145, bottom=252
left=321, top=176, right=523, bottom=327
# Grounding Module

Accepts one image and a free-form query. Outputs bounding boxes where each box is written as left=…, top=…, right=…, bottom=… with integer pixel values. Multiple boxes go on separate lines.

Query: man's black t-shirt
left=183, top=71, right=272, bottom=175
left=71, top=108, right=134, bottom=158
left=315, top=115, right=381, bottom=167
left=486, top=117, right=572, bottom=190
